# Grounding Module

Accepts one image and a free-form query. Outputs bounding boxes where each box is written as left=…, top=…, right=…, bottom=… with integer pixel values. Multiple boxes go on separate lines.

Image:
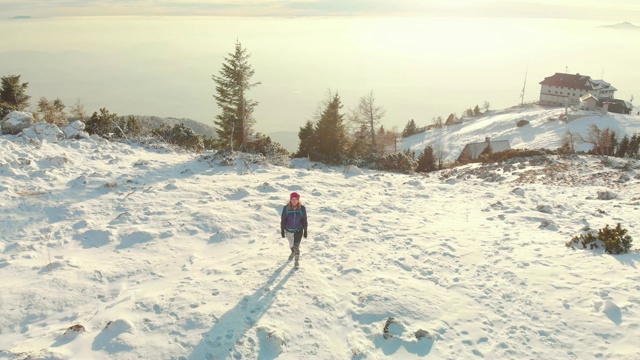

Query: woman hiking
left=280, top=192, right=307, bottom=268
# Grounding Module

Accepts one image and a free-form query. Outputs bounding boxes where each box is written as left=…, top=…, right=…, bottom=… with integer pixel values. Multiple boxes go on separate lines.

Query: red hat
left=290, top=192, right=300, bottom=199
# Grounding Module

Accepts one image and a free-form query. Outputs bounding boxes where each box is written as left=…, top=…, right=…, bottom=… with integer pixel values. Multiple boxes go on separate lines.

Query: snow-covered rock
left=61, top=120, right=90, bottom=139
left=21, top=121, right=64, bottom=142
left=1, top=111, right=34, bottom=135
left=344, top=164, right=364, bottom=175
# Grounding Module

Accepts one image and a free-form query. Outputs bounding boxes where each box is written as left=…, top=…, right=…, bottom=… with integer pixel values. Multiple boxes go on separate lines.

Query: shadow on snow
left=188, top=261, right=295, bottom=360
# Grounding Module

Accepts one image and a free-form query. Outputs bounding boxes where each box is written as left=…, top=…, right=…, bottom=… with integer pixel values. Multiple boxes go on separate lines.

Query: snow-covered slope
left=1, top=111, right=640, bottom=359
left=401, top=105, right=640, bottom=162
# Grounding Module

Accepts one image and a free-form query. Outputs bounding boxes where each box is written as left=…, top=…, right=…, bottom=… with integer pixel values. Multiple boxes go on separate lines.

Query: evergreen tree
left=212, top=40, right=260, bottom=151
left=607, top=131, right=618, bottom=156
left=458, top=147, right=473, bottom=164
left=402, top=119, right=417, bottom=138
left=345, top=123, right=370, bottom=164
left=113, top=115, right=143, bottom=138
left=296, top=120, right=317, bottom=158
left=616, top=135, right=629, bottom=158
left=479, top=143, right=493, bottom=159
left=86, top=108, right=118, bottom=137
left=628, top=133, right=640, bottom=158
left=416, top=145, right=436, bottom=173
left=313, top=92, right=346, bottom=165
left=473, top=105, right=481, bottom=116
left=0, top=74, right=31, bottom=116
left=445, top=113, right=458, bottom=126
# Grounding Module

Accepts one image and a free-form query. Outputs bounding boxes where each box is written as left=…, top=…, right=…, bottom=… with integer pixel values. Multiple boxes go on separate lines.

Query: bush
left=479, top=148, right=553, bottom=164
left=567, top=223, right=633, bottom=254
left=153, top=123, right=204, bottom=153
left=0, top=102, right=17, bottom=119
left=245, top=133, right=289, bottom=158
left=600, top=223, right=633, bottom=254
left=375, top=152, right=415, bottom=174
left=86, top=108, right=118, bottom=137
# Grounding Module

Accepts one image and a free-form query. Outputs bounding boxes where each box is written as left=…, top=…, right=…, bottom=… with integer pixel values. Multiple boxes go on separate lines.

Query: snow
left=1, top=105, right=640, bottom=360
left=401, top=105, right=640, bottom=161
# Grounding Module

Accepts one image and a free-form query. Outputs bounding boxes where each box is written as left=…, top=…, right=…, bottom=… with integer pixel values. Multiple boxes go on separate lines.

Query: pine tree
left=445, top=113, right=458, bottom=126
left=86, top=108, right=118, bottom=137
left=0, top=74, right=31, bottom=116
left=402, top=119, right=417, bottom=138
left=479, top=143, right=493, bottom=160
left=296, top=120, right=317, bottom=158
left=313, top=92, right=346, bottom=165
left=458, top=147, right=473, bottom=164
left=212, top=40, right=260, bottom=151
left=416, top=146, right=436, bottom=173
left=616, top=135, right=629, bottom=158
left=120, top=116, right=143, bottom=137
left=607, top=130, right=618, bottom=156
left=628, top=133, right=640, bottom=158
left=345, top=123, right=370, bottom=164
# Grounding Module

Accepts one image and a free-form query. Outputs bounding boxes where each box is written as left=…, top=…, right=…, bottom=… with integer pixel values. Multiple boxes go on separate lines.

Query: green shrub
left=86, top=108, right=118, bottom=136
left=153, top=123, right=204, bottom=153
left=375, top=152, right=415, bottom=174
left=479, top=148, right=553, bottom=164
left=245, top=133, right=289, bottom=158
left=600, top=223, right=633, bottom=254
left=567, top=223, right=633, bottom=254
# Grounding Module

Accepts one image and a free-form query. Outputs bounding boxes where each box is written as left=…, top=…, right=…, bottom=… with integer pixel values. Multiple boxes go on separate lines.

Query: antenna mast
left=520, top=65, right=528, bottom=106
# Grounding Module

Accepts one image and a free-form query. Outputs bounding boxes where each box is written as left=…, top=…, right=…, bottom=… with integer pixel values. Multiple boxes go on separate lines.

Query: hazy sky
left=1, top=2, right=639, bottom=144
left=2, top=0, right=640, bottom=19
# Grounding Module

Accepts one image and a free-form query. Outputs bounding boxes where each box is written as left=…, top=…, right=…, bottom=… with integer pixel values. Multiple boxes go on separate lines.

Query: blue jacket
left=281, top=205, right=307, bottom=233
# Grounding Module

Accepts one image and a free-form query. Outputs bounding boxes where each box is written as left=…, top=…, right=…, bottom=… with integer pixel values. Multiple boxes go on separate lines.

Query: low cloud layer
left=2, top=0, right=639, bottom=19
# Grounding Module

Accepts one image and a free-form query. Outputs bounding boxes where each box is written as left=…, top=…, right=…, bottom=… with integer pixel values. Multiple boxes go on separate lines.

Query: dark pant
left=292, top=229, right=303, bottom=248
left=286, top=229, right=303, bottom=251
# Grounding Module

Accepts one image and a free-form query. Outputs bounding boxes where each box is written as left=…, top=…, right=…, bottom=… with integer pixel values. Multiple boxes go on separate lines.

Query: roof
left=461, top=139, right=511, bottom=160
left=539, top=72, right=594, bottom=90
left=580, top=94, right=598, bottom=102
left=598, top=98, right=632, bottom=109
left=590, top=79, right=617, bottom=92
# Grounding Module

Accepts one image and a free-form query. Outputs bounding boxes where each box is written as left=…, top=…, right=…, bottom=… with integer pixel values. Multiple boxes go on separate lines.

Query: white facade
left=579, top=94, right=598, bottom=111
left=539, top=84, right=592, bottom=106
left=538, top=73, right=616, bottom=106
left=590, top=80, right=616, bottom=99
